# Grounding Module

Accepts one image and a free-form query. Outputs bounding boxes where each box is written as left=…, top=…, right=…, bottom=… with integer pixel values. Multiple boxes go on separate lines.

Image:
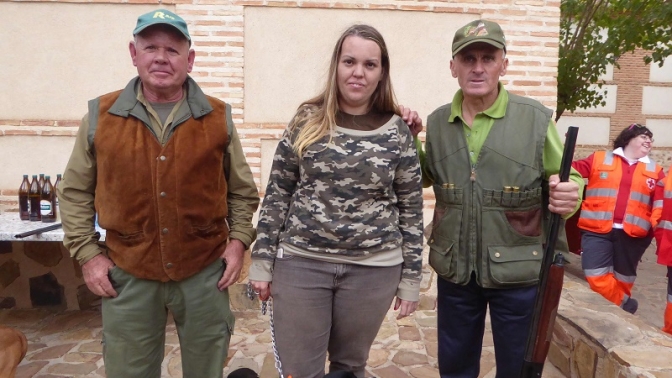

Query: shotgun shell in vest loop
left=512, top=186, right=520, bottom=192
left=441, top=183, right=455, bottom=189
left=504, top=186, right=513, bottom=192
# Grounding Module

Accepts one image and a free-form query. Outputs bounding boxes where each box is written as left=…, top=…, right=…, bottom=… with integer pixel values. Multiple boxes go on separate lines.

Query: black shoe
left=325, top=372, right=357, bottom=378
left=622, top=297, right=638, bottom=314
left=227, top=368, right=259, bottom=378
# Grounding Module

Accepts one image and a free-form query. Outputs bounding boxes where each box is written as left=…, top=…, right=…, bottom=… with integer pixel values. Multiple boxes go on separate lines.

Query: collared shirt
left=417, top=83, right=584, bottom=217
left=137, top=81, right=182, bottom=143
left=58, top=77, right=259, bottom=265
left=612, top=147, right=651, bottom=166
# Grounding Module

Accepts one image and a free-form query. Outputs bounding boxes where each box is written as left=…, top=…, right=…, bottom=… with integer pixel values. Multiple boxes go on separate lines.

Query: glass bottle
left=19, top=175, right=30, bottom=220
left=29, top=175, right=41, bottom=221
left=38, top=173, right=45, bottom=196
left=54, top=174, right=62, bottom=221
left=40, top=176, right=57, bottom=223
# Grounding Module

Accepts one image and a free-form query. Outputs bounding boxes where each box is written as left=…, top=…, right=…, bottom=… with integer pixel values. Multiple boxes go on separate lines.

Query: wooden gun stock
left=521, top=126, right=578, bottom=378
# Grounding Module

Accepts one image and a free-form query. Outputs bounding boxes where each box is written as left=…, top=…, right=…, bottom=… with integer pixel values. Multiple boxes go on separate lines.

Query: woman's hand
left=394, top=297, right=419, bottom=319
left=249, top=280, right=272, bottom=301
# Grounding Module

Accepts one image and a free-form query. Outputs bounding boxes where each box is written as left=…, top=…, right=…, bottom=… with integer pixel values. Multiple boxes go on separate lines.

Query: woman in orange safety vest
left=572, top=124, right=663, bottom=314
left=652, top=169, right=672, bottom=335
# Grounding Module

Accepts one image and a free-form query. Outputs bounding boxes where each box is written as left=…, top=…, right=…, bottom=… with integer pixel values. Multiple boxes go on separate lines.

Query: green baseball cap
left=133, top=9, right=191, bottom=42
left=452, top=20, right=506, bottom=57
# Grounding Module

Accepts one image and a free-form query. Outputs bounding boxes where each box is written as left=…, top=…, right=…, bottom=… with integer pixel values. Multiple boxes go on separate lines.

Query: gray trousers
left=271, top=254, right=401, bottom=378
left=102, top=259, right=234, bottom=378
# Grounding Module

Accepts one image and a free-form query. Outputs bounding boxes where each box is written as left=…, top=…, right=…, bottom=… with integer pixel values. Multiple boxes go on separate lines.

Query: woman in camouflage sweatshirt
left=249, top=24, right=424, bottom=378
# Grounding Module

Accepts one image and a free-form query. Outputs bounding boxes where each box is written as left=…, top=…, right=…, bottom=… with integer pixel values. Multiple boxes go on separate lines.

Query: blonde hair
left=290, top=24, right=399, bottom=157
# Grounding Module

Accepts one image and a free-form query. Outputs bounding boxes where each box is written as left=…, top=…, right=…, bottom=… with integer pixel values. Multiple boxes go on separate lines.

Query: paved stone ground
left=3, top=305, right=566, bottom=378
left=7, top=244, right=668, bottom=378
left=563, top=243, right=668, bottom=330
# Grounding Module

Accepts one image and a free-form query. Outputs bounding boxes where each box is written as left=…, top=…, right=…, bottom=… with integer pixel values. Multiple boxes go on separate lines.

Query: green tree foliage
left=557, top=0, right=672, bottom=121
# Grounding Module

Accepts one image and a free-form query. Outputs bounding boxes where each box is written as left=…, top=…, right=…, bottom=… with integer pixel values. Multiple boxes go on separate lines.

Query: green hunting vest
left=426, top=93, right=558, bottom=288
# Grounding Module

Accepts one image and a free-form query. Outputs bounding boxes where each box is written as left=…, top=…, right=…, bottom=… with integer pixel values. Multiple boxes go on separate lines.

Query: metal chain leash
left=247, top=282, right=285, bottom=378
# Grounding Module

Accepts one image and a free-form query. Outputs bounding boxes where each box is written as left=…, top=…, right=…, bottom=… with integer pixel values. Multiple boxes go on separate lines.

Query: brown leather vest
left=94, top=90, right=229, bottom=281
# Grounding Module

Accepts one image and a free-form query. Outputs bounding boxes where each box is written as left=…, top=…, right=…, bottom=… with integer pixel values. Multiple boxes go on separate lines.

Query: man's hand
left=399, top=105, right=423, bottom=137
left=548, top=173, right=580, bottom=215
left=82, top=254, right=117, bottom=298
left=394, top=297, right=419, bottom=319
left=217, top=239, right=246, bottom=291
left=249, top=280, right=272, bottom=301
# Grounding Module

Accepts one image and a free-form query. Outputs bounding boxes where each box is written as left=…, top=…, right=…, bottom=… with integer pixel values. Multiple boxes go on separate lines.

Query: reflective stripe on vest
left=624, top=214, right=651, bottom=232
left=659, top=220, right=672, bottom=231
left=579, top=150, right=657, bottom=237
left=654, top=200, right=664, bottom=210
left=580, top=210, right=613, bottom=221
left=630, top=191, right=651, bottom=204
left=585, top=188, right=617, bottom=197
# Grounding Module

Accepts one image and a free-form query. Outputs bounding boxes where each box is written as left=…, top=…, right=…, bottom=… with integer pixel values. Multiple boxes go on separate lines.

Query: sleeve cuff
left=75, top=244, right=104, bottom=266
left=396, top=277, right=421, bottom=302
left=248, top=259, right=274, bottom=282
left=229, top=231, right=255, bottom=250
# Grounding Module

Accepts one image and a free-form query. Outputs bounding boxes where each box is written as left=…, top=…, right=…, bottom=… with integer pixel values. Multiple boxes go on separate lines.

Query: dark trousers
left=581, top=229, right=651, bottom=305
left=437, top=274, right=537, bottom=378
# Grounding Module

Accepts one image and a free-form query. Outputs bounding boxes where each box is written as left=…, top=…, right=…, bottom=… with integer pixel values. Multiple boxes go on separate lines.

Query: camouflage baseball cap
left=452, top=20, right=506, bottom=57
left=133, top=9, right=191, bottom=41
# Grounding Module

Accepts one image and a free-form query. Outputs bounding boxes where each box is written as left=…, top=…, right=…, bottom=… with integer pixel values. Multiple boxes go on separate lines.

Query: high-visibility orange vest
left=578, top=150, right=661, bottom=237
left=655, top=173, right=672, bottom=265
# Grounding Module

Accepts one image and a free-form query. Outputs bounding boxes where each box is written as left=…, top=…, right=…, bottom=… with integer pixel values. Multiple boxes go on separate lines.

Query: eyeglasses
left=629, top=123, right=645, bottom=130
left=638, top=134, right=654, bottom=143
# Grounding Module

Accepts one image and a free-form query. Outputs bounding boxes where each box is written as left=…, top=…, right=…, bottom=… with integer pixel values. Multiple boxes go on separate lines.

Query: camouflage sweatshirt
left=251, top=114, right=424, bottom=298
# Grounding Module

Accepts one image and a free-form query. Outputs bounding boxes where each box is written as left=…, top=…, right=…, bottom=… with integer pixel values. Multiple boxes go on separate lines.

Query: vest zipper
left=469, top=162, right=477, bottom=279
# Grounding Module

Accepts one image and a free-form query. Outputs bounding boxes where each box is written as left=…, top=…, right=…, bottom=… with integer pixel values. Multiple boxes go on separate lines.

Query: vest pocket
left=487, top=244, right=543, bottom=286
left=111, top=230, right=144, bottom=246
left=189, top=219, right=228, bottom=239
left=428, top=231, right=458, bottom=280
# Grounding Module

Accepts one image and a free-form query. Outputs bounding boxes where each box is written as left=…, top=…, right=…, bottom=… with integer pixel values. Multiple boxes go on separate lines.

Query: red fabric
left=655, top=172, right=672, bottom=266
left=564, top=208, right=582, bottom=255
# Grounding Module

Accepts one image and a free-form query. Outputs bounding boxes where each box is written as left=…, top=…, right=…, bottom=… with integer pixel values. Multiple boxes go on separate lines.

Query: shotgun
left=520, top=126, right=579, bottom=378
left=14, top=223, right=63, bottom=239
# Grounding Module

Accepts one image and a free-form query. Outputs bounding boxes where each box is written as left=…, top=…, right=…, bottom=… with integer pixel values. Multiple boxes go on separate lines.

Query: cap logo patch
left=153, top=11, right=176, bottom=20
left=464, top=22, right=488, bottom=37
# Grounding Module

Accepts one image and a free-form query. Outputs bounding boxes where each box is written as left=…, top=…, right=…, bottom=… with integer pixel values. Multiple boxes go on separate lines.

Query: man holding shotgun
left=410, top=19, right=584, bottom=377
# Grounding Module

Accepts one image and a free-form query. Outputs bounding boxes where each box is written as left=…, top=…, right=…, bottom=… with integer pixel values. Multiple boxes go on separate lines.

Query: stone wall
left=0, top=241, right=92, bottom=311
left=548, top=275, right=672, bottom=378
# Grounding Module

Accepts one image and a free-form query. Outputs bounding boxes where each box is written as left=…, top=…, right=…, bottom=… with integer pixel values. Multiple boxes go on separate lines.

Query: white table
left=0, top=212, right=106, bottom=241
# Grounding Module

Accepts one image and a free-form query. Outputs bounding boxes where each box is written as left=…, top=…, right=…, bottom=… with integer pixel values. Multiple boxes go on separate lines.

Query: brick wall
left=610, top=49, right=649, bottom=139
left=0, top=0, right=562, bottom=206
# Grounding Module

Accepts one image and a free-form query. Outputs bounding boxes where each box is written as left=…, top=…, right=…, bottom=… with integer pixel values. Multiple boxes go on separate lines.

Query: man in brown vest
left=58, top=9, right=259, bottom=378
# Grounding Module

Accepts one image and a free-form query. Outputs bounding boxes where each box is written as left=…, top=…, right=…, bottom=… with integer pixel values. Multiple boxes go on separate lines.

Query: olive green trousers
left=102, top=259, right=234, bottom=378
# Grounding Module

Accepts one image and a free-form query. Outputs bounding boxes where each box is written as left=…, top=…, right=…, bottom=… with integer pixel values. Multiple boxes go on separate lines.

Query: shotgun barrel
left=520, top=126, right=579, bottom=378
left=14, top=223, right=63, bottom=239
